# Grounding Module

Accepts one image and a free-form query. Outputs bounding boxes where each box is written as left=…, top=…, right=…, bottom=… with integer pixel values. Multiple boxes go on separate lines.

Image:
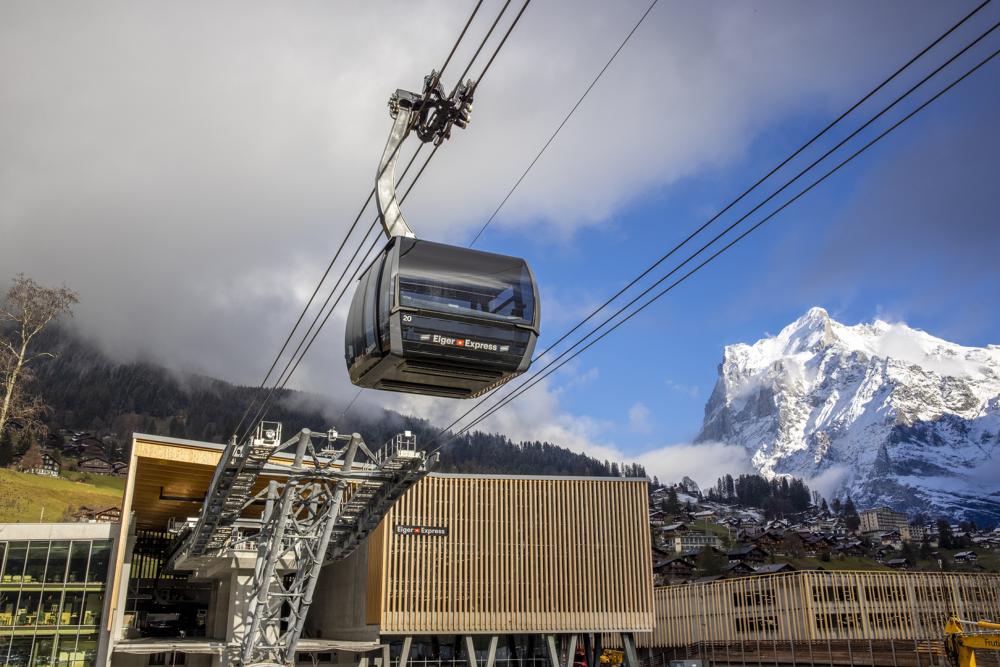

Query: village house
left=78, top=454, right=114, bottom=475
left=27, top=449, right=61, bottom=477
left=886, top=557, right=912, bottom=570
left=727, top=544, right=770, bottom=565
left=672, top=532, right=722, bottom=554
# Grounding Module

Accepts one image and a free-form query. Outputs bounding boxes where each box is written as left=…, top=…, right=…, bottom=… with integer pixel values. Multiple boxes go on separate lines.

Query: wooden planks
left=637, top=571, right=1000, bottom=649
left=372, top=474, right=654, bottom=635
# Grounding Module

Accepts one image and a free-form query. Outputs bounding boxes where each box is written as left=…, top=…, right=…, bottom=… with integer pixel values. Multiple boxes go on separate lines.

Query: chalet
left=836, top=540, right=867, bottom=557
left=112, top=460, right=129, bottom=477
left=774, top=531, right=809, bottom=557
left=886, top=557, right=912, bottom=570
left=727, top=545, right=770, bottom=565
left=724, top=561, right=756, bottom=577
left=690, top=509, right=716, bottom=521
left=661, top=522, right=689, bottom=536
left=94, top=506, right=121, bottom=523
left=78, top=454, right=114, bottom=475
left=73, top=506, right=122, bottom=523
left=28, top=450, right=61, bottom=477
left=653, top=555, right=697, bottom=584
left=754, top=529, right=787, bottom=551
left=754, top=563, right=796, bottom=575
left=738, top=517, right=764, bottom=538
left=954, top=551, right=978, bottom=564
left=878, top=530, right=904, bottom=550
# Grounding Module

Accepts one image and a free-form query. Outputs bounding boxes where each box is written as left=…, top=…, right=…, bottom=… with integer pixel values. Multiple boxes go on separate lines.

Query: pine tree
left=843, top=496, right=860, bottom=532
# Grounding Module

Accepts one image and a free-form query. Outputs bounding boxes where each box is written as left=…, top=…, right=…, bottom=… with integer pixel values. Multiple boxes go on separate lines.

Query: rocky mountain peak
left=697, top=307, right=1000, bottom=526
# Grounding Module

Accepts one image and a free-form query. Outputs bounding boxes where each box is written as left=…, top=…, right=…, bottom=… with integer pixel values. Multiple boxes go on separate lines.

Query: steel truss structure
left=170, top=421, right=433, bottom=666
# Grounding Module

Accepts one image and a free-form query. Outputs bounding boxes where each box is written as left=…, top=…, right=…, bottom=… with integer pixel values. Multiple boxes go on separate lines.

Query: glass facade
left=0, top=538, right=111, bottom=666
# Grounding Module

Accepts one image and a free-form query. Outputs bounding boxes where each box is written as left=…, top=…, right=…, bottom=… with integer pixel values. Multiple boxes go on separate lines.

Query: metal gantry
left=169, top=421, right=434, bottom=666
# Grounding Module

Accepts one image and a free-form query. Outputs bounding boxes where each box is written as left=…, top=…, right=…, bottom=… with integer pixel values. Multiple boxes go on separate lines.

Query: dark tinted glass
left=397, top=240, right=535, bottom=325
left=2, top=542, right=26, bottom=581
left=0, top=590, right=15, bottom=625
left=363, top=258, right=379, bottom=351
left=87, top=541, right=111, bottom=583
left=67, top=542, right=89, bottom=583
left=45, top=541, right=69, bottom=583
left=24, top=542, right=48, bottom=583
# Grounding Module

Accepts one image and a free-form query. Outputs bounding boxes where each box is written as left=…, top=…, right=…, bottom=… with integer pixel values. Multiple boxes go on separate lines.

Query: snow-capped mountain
left=696, top=307, right=1000, bottom=525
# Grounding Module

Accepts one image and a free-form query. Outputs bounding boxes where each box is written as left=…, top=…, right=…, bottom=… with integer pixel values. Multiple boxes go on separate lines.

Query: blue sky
left=2, top=1, right=998, bottom=481
left=469, top=21, right=1000, bottom=451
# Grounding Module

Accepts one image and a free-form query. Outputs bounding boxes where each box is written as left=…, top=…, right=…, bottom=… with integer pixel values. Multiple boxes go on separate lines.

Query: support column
left=545, top=635, right=560, bottom=667
left=465, top=636, right=479, bottom=667
left=565, top=634, right=577, bottom=667
left=383, top=643, right=391, bottom=667
left=583, top=634, right=594, bottom=667
left=620, top=633, right=639, bottom=667
left=399, top=636, right=413, bottom=667
left=485, top=635, right=499, bottom=667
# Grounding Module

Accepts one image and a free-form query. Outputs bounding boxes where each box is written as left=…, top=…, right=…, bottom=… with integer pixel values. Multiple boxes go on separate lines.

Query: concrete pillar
left=208, top=569, right=253, bottom=667
left=465, top=635, right=478, bottom=667
left=565, top=635, right=578, bottom=667
left=620, top=633, right=639, bottom=667
left=399, top=636, right=413, bottom=667
left=485, top=636, right=499, bottom=667
left=545, top=635, right=560, bottom=667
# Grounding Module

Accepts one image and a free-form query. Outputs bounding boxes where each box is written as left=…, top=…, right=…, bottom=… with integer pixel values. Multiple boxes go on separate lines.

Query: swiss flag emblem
left=455, top=339, right=465, bottom=347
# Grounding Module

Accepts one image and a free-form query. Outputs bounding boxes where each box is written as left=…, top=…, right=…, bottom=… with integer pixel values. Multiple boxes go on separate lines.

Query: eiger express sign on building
left=394, top=524, right=448, bottom=536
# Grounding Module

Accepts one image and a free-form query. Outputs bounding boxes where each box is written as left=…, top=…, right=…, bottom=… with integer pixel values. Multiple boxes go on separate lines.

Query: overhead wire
left=468, top=0, right=661, bottom=247
left=428, top=0, right=995, bottom=446
left=451, top=43, right=1000, bottom=440
left=241, top=0, right=534, bottom=440
left=432, top=7, right=1000, bottom=449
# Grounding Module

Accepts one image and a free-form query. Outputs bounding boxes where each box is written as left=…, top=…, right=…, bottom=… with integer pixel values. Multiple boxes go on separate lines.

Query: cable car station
left=102, top=431, right=653, bottom=667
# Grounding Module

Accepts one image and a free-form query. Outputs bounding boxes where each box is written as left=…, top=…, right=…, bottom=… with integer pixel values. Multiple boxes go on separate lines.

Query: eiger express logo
left=419, top=333, right=509, bottom=353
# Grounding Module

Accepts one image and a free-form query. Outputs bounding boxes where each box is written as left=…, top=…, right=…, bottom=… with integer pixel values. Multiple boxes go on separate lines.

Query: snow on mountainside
left=696, top=307, right=1000, bottom=525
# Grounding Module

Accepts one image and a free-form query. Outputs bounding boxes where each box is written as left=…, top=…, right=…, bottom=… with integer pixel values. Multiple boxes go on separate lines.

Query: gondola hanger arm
left=376, top=71, right=475, bottom=240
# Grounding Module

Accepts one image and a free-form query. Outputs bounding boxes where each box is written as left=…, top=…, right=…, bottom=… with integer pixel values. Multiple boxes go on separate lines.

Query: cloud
left=805, top=464, right=851, bottom=501
left=628, top=402, right=652, bottom=434
left=666, top=379, right=701, bottom=398
left=0, top=0, right=971, bottom=452
left=635, top=441, right=753, bottom=490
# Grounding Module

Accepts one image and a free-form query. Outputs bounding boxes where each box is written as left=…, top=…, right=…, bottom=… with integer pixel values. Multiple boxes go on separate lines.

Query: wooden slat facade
left=640, top=571, right=1000, bottom=648
left=367, top=474, right=654, bottom=635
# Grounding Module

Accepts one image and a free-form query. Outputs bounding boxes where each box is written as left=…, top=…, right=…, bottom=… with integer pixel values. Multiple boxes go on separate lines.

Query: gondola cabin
left=345, top=238, right=539, bottom=398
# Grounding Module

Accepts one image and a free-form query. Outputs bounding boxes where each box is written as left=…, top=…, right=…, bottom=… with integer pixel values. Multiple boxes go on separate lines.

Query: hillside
left=0, top=469, right=124, bottom=523
left=697, top=307, right=1000, bottom=525
left=20, top=326, right=639, bottom=478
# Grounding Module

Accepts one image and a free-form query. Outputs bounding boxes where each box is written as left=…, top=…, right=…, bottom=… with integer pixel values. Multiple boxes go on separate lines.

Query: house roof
left=754, top=563, right=795, bottom=574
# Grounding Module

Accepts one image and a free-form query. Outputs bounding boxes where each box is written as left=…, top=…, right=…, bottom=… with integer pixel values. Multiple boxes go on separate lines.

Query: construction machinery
left=945, top=616, right=1000, bottom=667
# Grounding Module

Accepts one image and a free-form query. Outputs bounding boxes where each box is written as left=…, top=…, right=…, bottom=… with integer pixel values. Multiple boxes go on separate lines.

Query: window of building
left=45, top=542, right=70, bottom=584
left=2, top=542, right=27, bottom=582
left=81, top=593, right=102, bottom=627
left=148, top=651, right=186, bottom=665
left=87, top=541, right=111, bottom=583
left=38, top=591, right=62, bottom=626
left=15, top=591, right=41, bottom=626
left=24, top=542, right=49, bottom=583
left=66, top=542, right=90, bottom=583
left=61, top=592, right=84, bottom=627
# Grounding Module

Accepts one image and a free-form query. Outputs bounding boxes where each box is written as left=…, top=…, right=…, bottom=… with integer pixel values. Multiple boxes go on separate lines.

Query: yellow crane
left=945, top=616, right=1000, bottom=667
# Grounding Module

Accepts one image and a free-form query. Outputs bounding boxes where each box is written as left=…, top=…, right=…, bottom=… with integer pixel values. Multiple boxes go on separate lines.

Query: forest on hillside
left=19, top=326, right=643, bottom=478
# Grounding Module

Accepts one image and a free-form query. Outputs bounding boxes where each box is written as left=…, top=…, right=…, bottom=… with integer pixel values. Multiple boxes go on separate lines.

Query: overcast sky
left=2, top=1, right=998, bottom=487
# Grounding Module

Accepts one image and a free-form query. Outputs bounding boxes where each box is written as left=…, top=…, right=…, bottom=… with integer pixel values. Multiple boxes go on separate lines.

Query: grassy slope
left=0, top=469, right=124, bottom=523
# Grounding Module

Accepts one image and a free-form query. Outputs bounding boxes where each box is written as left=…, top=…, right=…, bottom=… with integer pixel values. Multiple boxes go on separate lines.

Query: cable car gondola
left=345, top=73, right=540, bottom=398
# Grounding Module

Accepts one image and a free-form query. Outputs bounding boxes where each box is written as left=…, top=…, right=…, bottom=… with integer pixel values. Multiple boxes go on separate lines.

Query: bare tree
left=0, top=274, right=78, bottom=446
